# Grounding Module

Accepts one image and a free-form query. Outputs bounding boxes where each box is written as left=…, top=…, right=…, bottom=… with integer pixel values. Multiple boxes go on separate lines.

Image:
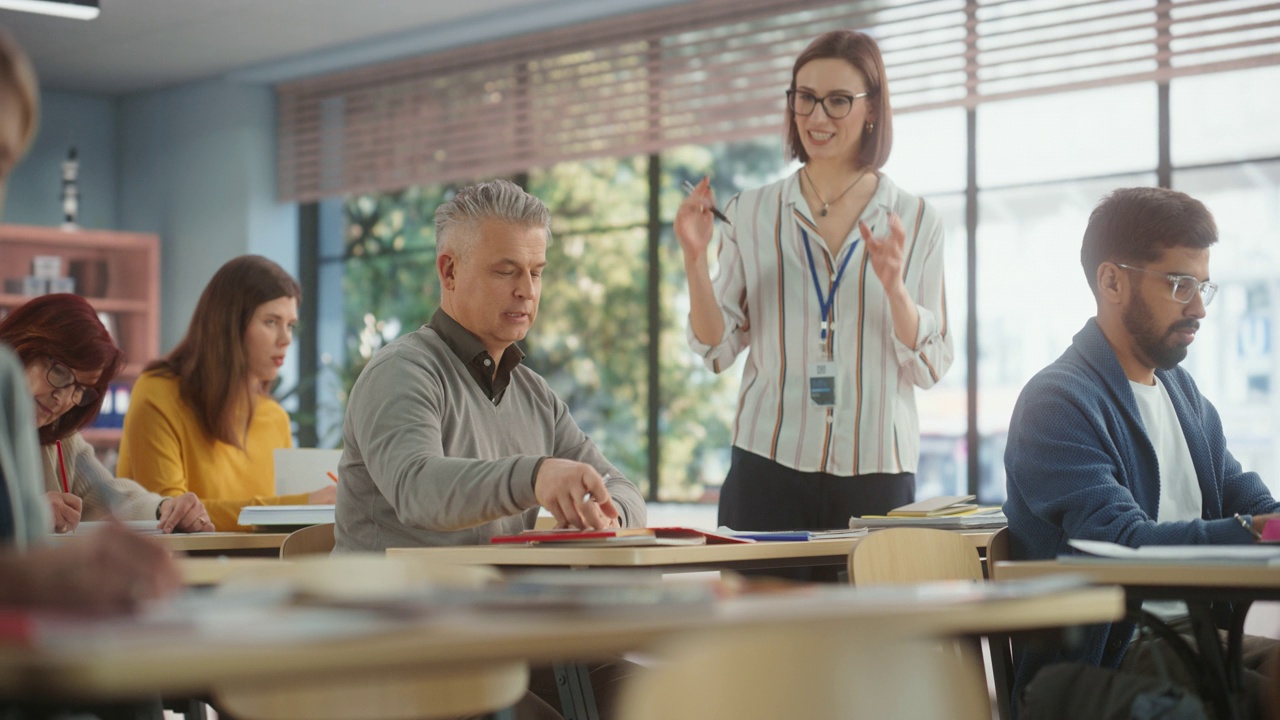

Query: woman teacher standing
left=678, top=30, right=953, bottom=551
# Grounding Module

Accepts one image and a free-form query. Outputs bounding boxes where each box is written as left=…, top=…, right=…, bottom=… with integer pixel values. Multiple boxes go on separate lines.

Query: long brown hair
left=0, top=294, right=125, bottom=444
left=147, top=255, right=300, bottom=448
left=786, top=30, right=894, bottom=170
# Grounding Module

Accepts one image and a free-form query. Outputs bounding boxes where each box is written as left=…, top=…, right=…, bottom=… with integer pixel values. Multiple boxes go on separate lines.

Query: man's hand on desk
left=534, top=459, right=620, bottom=531
left=3, top=521, right=181, bottom=614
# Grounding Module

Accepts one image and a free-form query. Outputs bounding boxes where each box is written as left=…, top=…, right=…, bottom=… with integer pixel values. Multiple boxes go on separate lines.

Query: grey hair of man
left=434, top=179, right=553, bottom=262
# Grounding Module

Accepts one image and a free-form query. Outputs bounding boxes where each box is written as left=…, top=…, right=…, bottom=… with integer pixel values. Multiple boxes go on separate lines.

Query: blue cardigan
left=1003, top=318, right=1278, bottom=696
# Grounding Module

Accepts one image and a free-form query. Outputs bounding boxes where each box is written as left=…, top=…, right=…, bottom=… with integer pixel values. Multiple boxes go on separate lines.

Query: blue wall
left=117, top=78, right=296, bottom=382
left=6, top=80, right=296, bottom=386
left=5, top=89, right=118, bottom=230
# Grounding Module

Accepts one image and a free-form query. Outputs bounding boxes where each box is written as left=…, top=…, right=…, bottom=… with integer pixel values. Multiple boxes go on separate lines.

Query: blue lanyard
left=801, top=229, right=859, bottom=341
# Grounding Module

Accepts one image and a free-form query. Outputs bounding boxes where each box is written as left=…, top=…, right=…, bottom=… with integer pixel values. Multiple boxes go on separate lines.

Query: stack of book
left=489, top=527, right=752, bottom=546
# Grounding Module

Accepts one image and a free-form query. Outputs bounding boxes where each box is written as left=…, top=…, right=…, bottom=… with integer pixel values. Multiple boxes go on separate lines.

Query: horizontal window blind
left=277, top=0, right=1280, bottom=201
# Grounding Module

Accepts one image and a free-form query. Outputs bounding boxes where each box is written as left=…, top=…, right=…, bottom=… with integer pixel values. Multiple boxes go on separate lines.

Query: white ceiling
left=0, top=0, right=683, bottom=95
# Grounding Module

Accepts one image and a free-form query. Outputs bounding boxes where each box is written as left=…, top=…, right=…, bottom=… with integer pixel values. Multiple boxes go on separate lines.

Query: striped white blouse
left=688, top=171, right=953, bottom=476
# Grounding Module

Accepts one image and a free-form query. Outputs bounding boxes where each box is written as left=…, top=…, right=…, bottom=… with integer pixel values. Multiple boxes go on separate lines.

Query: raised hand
left=675, top=177, right=718, bottom=262
left=861, top=210, right=907, bottom=295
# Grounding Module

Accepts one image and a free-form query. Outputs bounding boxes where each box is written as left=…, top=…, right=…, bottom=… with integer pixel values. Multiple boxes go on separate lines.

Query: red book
left=490, top=527, right=753, bottom=545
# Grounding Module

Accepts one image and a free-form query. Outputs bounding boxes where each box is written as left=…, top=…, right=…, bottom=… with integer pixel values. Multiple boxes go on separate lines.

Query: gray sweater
left=335, top=321, right=646, bottom=552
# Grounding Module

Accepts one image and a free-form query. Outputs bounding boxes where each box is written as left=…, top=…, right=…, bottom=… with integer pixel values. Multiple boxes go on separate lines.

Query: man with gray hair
left=336, top=180, right=646, bottom=718
left=336, top=179, right=646, bottom=553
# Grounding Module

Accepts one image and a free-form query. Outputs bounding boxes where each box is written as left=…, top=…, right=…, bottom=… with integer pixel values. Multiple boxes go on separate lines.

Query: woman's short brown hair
left=0, top=294, right=125, bottom=444
left=786, top=30, right=893, bottom=170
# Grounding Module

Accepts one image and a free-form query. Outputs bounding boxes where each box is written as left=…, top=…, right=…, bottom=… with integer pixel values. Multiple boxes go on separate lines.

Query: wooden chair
left=619, top=620, right=990, bottom=720
left=984, top=527, right=1017, bottom=720
left=279, top=522, right=335, bottom=559
left=986, top=526, right=1010, bottom=581
left=848, top=527, right=983, bottom=586
left=848, top=528, right=996, bottom=718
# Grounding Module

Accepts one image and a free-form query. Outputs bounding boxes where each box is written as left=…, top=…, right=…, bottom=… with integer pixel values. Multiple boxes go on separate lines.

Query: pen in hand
left=682, top=180, right=732, bottom=226
left=327, top=471, right=339, bottom=484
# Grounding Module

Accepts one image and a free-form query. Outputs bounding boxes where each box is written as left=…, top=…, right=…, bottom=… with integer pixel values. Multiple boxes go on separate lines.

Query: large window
left=297, top=1, right=1280, bottom=507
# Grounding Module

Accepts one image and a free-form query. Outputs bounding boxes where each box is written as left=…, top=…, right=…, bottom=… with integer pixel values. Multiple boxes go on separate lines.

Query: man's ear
left=1097, top=262, right=1123, bottom=305
left=437, top=252, right=457, bottom=291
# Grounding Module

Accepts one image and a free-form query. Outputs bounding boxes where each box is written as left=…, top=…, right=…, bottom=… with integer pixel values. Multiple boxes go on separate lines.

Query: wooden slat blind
left=277, top=0, right=1280, bottom=201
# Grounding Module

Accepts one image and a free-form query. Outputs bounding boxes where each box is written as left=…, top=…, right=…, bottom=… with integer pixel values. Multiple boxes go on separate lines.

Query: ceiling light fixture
left=0, top=0, right=99, bottom=20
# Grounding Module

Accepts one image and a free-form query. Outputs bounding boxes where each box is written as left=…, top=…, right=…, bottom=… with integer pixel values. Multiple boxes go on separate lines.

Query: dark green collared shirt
left=427, top=309, right=525, bottom=405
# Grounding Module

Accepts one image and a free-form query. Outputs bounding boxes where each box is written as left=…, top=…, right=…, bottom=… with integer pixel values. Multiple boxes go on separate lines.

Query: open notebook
left=273, top=448, right=343, bottom=495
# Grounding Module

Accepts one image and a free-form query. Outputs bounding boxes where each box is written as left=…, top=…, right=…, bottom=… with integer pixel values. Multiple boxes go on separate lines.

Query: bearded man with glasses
left=1004, top=186, right=1280, bottom=715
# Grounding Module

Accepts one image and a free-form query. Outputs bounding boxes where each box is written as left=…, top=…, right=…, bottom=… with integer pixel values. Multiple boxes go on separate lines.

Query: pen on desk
left=682, top=180, right=732, bottom=226
left=327, top=471, right=339, bottom=484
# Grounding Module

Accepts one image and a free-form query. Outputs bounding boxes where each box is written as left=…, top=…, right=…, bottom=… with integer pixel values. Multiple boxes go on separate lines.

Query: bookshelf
left=0, top=224, right=160, bottom=450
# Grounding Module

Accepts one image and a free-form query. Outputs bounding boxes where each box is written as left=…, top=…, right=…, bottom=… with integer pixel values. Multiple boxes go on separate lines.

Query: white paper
left=1069, top=538, right=1280, bottom=562
left=273, top=448, right=343, bottom=495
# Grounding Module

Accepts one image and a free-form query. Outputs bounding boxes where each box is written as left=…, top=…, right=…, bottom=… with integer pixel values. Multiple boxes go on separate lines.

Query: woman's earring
left=865, top=120, right=875, bottom=134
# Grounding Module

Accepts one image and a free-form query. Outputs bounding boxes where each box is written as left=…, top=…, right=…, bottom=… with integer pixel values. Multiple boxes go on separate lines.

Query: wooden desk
left=997, top=559, right=1280, bottom=720
left=180, top=557, right=291, bottom=586
left=387, top=531, right=996, bottom=573
left=50, top=532, right=291, bottom=557
left=0, top=581, right=1121, bottom=705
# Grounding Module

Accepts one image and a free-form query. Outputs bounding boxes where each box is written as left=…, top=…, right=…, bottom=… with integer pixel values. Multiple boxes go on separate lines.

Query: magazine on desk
left=718, top=527, right=869, bottom=542
left=1067, top=539, right=1280, bottom=564
left=489, top=526, right=753, bottom=546
left=849, top=510, right=1006, bottom=530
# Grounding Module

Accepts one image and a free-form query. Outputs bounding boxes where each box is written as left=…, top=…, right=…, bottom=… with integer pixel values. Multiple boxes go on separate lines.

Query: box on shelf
left=48, top=277, right=75, bottom=294
left=30, top=255, right=62, bottom=280
left=4, top=277, right=47, bottom=297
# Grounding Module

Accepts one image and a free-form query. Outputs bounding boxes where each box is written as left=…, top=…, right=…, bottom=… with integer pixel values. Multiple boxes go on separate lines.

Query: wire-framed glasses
left=785, top=89, right=869, bottom=119
left=1116, top=263, right=1218, bottom=306
left=46, top=358, right=99, bottom=407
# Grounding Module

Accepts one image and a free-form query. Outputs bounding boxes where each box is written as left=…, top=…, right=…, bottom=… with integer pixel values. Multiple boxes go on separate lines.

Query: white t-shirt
left=1130, top=378, right=1202, bottom=523
left=1131, top=377, right=1201, bottom=620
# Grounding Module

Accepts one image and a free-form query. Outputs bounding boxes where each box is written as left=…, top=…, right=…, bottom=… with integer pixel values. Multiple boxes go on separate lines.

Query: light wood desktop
left=386, top=530, right=996, bottom=573
left=0, top=579, right=1121, bottom=712
left=51, top=531, right=291, bottom=557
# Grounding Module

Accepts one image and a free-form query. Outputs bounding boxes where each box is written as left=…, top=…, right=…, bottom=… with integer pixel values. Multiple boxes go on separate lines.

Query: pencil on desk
left=327, top=471, right=339, bottom=484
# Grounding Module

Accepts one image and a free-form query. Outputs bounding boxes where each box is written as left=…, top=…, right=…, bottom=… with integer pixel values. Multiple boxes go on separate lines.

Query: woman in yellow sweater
left=118, top=255, right=336, bottom=530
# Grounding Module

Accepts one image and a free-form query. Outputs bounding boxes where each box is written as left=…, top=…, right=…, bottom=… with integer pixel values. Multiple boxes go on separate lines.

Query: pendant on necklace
left=820, top=205, right=829, bottom=217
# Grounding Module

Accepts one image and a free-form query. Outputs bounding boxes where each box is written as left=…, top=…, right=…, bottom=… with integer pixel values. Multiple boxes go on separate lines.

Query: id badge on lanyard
left=802, top=228, right=858, bottom=408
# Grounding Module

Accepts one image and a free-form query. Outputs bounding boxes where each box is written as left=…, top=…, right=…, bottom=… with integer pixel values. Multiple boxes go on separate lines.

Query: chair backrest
left=620, top=621, right=990, bottom=720
left=986, top=526, right=1010, bottom=580
left=279, top=522, right=335, bottom=559
left=848, top=528, right=984, bottom=586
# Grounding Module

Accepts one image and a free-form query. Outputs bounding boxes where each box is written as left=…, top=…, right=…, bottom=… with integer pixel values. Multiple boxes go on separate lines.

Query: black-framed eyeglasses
left=45, top=359, right=99, bottom=407
left=785, top=89, right=870, bottom=119
left=1116, top=263, right=1218, bottom=306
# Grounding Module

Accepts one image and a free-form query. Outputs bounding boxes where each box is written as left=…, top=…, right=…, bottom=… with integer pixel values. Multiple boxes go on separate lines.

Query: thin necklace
left=802, top=166, right=869, bottom=217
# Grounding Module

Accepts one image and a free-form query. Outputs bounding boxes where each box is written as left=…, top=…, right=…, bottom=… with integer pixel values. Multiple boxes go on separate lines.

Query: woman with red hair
left=0, top=293, right=212, bottom=533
